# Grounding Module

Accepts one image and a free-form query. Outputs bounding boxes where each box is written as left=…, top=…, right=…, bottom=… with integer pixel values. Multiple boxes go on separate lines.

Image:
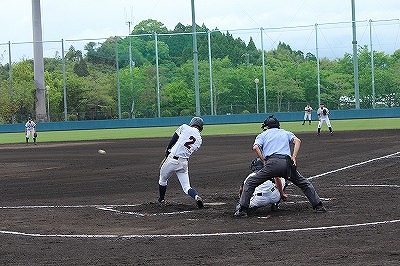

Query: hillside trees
left=1, top=19, right=399, bottom=123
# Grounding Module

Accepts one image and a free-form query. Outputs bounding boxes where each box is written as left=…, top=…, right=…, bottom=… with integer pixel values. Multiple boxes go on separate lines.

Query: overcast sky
left=1, top=0, right=400, bottom=60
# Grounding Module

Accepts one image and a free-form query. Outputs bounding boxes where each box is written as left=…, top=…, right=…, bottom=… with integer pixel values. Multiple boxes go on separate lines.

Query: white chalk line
left=0, top=151, right=399, bottom=239
left=341, top=184, right=400, bottom=188
left=308, top=151, right=400, bottom=180
left=1, top=219, right=399, bottom=239
left=0, top=204, right=139, bottom=209
left=97, top=207, right=193, bottom=217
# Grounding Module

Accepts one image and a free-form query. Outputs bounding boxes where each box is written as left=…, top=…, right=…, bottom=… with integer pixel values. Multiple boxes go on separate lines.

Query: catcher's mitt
left=322, top=109, right=328, bottom=116
left=33, top=132, right=37, bottom=138
left=250, top=158, right=264, bottom=172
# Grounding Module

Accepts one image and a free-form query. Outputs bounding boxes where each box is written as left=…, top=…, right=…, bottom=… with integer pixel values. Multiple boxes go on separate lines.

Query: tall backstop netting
left=0, top=19, right=399, bottom=123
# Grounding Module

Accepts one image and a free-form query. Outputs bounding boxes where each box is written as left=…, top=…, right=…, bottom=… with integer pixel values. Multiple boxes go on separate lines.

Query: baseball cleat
left=158, top=198, right=165, bottom=204
left=195, top=196, right=204, bottom=208
left=314, top=204, right=327, bottom=213
left=234, top=209, right=248, bottom=218
left=271, top=203, right=279, bottom=212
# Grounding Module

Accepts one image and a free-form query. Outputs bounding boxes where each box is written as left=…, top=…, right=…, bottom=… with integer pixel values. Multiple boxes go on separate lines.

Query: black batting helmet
left=189, top=117, right=204, bottom=132
left=261, top=115, right=280, bottom=130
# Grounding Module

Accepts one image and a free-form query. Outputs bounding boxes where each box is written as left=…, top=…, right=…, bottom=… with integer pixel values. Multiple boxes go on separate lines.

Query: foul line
left=308, top=151, right=400, bottom=180
left=341, top=184, right=400, bottom=188
left=0, top=219, right=399, bottom=239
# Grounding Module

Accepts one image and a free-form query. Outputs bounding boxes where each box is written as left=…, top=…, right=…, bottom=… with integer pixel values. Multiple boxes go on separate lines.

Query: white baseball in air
left=98, top=149, right=106, bottom=155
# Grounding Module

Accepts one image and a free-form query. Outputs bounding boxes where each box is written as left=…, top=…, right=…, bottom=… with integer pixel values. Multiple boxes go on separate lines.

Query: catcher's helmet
left=261, top=115, right=280, bottom=129
left=189, top=117, right=204, bottom=132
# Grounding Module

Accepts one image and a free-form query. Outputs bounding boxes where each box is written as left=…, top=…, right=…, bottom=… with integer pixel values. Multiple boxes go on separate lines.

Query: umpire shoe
left=158, top=198, right=165, bottom=204
left=314, top=203, right=327, bottom=213
left=234, top=206, right=248, bottom=218
left=195, top=195, right=204, bottom=209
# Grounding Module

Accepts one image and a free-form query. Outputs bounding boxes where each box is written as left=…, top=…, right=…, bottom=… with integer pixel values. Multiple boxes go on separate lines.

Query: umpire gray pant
left=239, top=156, right=322, bottom=209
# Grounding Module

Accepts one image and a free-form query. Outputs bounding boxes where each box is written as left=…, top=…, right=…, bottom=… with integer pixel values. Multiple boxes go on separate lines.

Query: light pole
left=45, top=85, right=50, bottom=122
left=254, top=78, right=259, bottom=113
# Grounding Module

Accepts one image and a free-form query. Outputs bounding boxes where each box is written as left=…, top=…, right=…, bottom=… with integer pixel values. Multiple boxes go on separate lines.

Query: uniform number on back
left=184, top=136, right=196, bottom=149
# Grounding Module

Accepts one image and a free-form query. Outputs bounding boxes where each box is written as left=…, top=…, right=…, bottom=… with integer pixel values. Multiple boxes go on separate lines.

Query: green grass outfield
left=1, top=118, right=399, bottom=144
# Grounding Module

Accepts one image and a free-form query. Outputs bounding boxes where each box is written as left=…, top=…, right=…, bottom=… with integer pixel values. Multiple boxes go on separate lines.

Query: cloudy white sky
left=1, top=0, right=400, bottom=60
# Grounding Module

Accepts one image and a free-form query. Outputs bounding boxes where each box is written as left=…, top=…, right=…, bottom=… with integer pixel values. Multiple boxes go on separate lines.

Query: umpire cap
left=261, top=115, right=280, bottom=129
left=189, top=117, right=204, bottom=132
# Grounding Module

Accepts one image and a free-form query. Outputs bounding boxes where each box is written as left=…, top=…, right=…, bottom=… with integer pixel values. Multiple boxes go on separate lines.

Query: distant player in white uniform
left=158, top=117, right=204, bottom=208
left=302, top=103, right=313, bottom=125
left=25, top=117, right=37, bottom=145
left=317, top=103, right=333, bottom=135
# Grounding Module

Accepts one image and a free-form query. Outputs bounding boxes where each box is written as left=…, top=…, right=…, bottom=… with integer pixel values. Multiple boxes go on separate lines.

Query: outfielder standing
left=25, top=117, right=37, bottom=145
left=158, top=117, right=204, bottom=208
left=235, top=115, right=327, bottom=217
left=317, top=103, right=333, bottom=135
left=302, top=103, right=313, bottom=125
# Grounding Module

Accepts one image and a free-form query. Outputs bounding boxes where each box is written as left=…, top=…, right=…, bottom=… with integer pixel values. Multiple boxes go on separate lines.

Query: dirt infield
left=1, top=129, right=399, bottom=265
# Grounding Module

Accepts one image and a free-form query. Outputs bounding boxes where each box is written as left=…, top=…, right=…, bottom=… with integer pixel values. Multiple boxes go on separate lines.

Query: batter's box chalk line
left=97, top=206, right=194, bottom=217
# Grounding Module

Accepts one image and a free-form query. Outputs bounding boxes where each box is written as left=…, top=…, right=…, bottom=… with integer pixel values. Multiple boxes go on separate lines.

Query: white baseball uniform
left=159, top=124, right=202, bottom=194
left=303, top=105, right=313, bottom=121
left=317, top=107, right=331, bottom=128
left=25, top=120, right=36, bottom=138
left=245, top=174, right=286, bottom=208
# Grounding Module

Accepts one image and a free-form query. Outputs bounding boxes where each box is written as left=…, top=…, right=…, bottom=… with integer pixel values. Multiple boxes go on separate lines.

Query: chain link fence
left=1, top=19, right=399, bottom=124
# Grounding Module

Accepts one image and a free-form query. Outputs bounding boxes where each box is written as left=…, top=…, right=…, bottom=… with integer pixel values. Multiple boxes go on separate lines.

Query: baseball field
left=0, top=126, right=399, bottom=265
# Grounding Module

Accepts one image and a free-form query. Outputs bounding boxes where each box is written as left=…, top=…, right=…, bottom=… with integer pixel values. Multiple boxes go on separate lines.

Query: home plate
left=204, top=202, right=226, bottom=206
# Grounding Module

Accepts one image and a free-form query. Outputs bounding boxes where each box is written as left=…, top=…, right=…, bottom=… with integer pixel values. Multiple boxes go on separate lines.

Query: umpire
left=234, top=115, right=327, bottom=217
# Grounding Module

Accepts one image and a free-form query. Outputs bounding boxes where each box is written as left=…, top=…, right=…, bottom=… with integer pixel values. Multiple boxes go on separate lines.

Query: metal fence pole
left=315, top=24, right=321, bottom=105
left=369, top=19, right=376, bottom=108
left=115, top=36, right=121, bottom=119
left=260, top=27, right=267, bottom=113
left=61, top=39, right=68, bottom=121
left=8, top=41, right=14, bottom=124
left=208, top=31, right=214, bottom=115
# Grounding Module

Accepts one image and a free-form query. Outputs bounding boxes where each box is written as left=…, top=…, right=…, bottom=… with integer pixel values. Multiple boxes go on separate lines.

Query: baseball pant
left=318, top=117, right=331, bottom=128
left=303, top=113, right=311, bottom=121
left=249, top=188, right=281, bottom=208
left=287, top=168, right=322, bottom=207
left=159, top=154, right=192, bottom=194
left=26, top=130, right=35, bottom=138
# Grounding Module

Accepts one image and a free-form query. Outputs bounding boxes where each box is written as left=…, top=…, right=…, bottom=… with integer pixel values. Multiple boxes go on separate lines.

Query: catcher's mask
left=189, top=117, right=204, bottom=132
left=250, top=158, right=264, bottom=172
left=261, top=115, right=280, bottom=130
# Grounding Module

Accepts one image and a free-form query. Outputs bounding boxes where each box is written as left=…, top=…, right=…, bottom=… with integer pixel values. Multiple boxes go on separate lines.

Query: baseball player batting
left=158, top=117, right=204, bottom=208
